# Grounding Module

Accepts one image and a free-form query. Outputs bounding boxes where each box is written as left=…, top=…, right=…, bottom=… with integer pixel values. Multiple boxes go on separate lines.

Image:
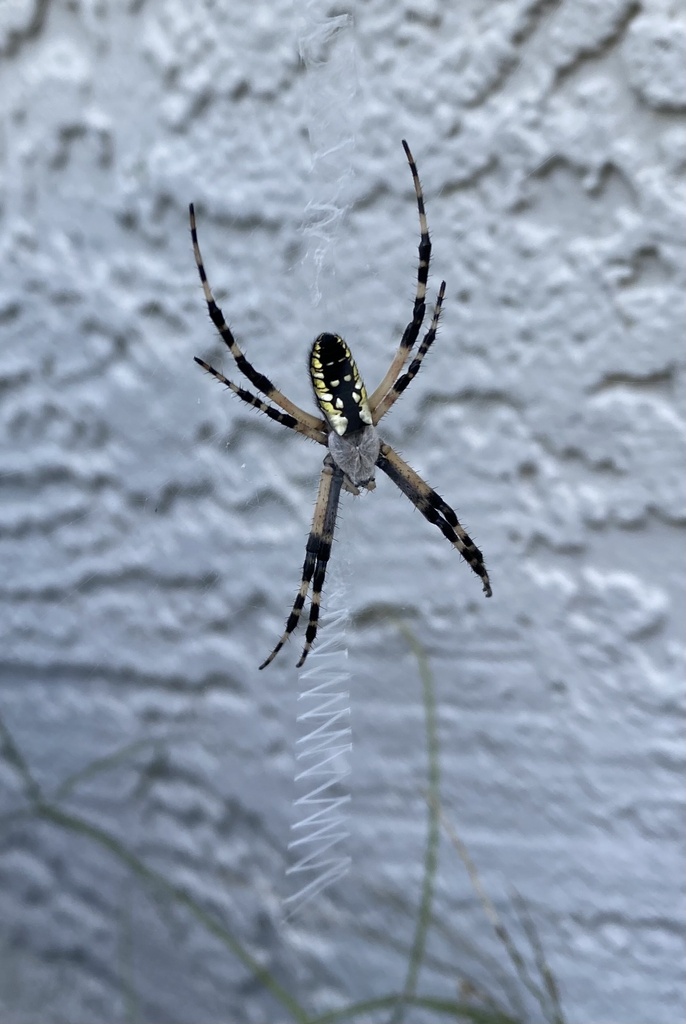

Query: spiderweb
left=284, top=0, right=359, bottom=914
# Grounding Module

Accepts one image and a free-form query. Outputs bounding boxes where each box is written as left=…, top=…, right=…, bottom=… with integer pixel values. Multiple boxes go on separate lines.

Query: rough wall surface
left=0, top=1, right=684, bottom=1022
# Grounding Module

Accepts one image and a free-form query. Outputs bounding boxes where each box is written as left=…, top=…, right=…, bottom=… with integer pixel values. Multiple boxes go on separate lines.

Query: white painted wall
left=0, top=1, right=684, bottom=1022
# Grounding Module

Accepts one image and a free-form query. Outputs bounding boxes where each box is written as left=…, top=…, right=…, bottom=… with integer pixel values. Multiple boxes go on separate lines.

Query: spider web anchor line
left=295, top=3, right=358, bottom=306
left=284, top=588, right=352, bottom=914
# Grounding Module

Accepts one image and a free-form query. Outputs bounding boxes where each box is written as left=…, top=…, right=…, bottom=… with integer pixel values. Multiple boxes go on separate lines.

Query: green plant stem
left=31, top=802, right=308, bottom=1022
left=309, top=992, right=520, bottom=1024
left=390, top=626, right=442, bottom=1023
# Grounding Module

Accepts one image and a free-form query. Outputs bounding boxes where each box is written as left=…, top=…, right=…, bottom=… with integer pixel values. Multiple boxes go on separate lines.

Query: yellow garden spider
left=192, top=140, right=491, bottom=669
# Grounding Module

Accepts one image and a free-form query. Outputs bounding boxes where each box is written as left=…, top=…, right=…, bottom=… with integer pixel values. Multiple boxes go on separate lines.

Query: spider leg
left=368, top=139, right=431, bottom=411
left=194, top=357, right=327, bottom=443
left=377, top=442, right=492, bottom=597
left=190, top=204, right=326, bottom=434
left=372, top=280, right=445, bottom=425
left=259, top=459, right=344, bottom=670
left=296, top=464, right=344, bottom=668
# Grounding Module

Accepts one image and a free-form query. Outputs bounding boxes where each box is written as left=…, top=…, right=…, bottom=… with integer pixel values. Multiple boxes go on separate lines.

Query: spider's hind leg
left=190, top=203, right=326, bottom=434
left=194, top=358, right=327, bottom=443
left=372, top=279, right=445, bottom=424
left=368, top=139, right=432, bottom=411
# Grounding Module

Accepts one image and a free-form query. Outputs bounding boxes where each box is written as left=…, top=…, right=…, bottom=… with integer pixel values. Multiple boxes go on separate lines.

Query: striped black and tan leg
left=368, top=139, right=432, bottom=411
left=259, top=459, right=345, bottom=670
left=377, top=443, right=492, bottom=598
left=295, top=462, right=345, bottom=668
left=371, top=279, right=446, bottom=424
left=190, top=203, right=326, bottom=435
left=194, top=357, right=328, bottom=444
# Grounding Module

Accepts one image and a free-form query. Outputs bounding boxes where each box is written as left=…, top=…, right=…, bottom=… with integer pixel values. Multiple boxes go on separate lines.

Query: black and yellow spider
left=192, top=140, right=491, bottom=669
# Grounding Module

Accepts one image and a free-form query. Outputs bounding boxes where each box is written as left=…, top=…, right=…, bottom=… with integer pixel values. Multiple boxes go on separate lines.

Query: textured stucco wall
left=0, top=1, right=684, bottom=1022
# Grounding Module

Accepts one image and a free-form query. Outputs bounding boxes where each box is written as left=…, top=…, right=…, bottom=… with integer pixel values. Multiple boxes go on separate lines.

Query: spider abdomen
left=310, top=333, right=373, bottom=437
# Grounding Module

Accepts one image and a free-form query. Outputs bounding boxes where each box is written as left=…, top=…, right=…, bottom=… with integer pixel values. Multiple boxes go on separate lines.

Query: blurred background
left=0, top=1, right=684, bottom=1021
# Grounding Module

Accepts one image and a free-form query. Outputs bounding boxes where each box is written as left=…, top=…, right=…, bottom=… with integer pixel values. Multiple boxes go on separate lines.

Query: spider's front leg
left=378, top=442, right=492, bottom=598
left=260, top=458, right=344, bottom=670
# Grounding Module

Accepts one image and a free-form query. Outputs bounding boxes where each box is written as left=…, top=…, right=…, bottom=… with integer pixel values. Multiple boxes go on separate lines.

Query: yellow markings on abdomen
left=309, top=333, right=372, bottom=436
